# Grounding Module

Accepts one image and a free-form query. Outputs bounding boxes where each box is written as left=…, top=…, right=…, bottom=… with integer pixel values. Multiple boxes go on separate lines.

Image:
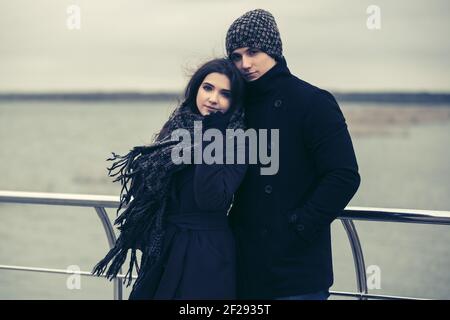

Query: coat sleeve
left=193, top=137, right=248, bottom=212
left=292, top=89, right=361, bottom=244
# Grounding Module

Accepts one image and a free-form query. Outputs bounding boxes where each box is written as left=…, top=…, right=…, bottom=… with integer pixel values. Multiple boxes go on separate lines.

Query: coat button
left=289, top=213, right=298, bottom=224
left=264, top=185, right=273, bottom=194
left=274, top=99, right=282, bottom=108
left=296, top=224, right=305, bottom=232
left=260, top=228, right=268, bottom=237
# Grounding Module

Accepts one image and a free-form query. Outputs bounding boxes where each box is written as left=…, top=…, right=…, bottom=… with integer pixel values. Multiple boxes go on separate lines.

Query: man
left=226, top=9, right=361, bottom=300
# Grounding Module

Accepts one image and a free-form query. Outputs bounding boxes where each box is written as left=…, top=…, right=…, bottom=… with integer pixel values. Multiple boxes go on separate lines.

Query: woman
left=92, top=58, right=247, bottom=299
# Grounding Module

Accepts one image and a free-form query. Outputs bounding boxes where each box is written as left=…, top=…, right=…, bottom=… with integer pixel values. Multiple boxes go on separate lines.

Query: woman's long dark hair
left=155, top=58, right=244, bottom=141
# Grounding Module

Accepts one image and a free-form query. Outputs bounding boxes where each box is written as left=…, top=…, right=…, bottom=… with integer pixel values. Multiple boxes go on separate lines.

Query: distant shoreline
left=0, top=92, right=182, bottom=102
left=0, top=91, right=450, bottom=105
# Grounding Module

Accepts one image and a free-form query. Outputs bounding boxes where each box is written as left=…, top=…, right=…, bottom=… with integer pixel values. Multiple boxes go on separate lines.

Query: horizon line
left=1, top=91, right=450, bottom=104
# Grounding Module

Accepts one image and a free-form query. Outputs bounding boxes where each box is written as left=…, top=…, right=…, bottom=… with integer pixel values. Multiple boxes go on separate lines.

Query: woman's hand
left=202, top=110, right=231, bottom=134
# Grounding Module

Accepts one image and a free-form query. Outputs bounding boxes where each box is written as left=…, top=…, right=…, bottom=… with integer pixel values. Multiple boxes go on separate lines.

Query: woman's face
left=196, top=72, right=231, bottom=116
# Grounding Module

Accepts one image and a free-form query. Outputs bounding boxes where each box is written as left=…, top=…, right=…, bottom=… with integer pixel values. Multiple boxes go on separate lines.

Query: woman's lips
left=205, top=106, right=220, bottom=113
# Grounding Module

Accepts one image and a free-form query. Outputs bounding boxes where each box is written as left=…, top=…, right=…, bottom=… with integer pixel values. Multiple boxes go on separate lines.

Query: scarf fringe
left=91, top=146, right=150, bottom=286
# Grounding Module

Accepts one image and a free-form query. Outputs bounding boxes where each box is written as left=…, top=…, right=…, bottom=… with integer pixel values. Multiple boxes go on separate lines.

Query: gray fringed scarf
left=92, top=102, right=245, bottom=287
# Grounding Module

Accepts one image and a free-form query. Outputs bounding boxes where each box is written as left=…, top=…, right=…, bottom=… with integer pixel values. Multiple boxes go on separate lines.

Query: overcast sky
left=0, top=0, right=449, bottom=92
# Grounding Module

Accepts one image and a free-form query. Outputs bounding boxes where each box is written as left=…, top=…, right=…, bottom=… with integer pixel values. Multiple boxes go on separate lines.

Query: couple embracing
left=93, top=9, right=360, bottom=301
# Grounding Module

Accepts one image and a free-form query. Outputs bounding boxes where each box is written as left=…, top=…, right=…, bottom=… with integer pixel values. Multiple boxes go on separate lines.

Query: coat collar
left=245, top=57, right=291, bottom=97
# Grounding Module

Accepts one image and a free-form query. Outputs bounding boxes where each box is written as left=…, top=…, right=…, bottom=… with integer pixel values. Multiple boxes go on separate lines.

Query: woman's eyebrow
left=203, top=82, right=215, bottom=87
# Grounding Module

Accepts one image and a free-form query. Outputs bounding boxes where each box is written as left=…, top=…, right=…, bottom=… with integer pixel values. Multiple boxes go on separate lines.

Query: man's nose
left=242, top=55, right=252, bottom=70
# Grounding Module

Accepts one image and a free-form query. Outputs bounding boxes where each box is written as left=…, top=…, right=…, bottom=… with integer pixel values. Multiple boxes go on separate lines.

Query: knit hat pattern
left=226, top=9, right=283, bottom=59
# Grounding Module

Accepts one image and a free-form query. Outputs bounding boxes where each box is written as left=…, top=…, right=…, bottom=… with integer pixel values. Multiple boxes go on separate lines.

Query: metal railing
left=0, top=190, right=129, bottom=300
left=0, top=190, right=449, bottom=300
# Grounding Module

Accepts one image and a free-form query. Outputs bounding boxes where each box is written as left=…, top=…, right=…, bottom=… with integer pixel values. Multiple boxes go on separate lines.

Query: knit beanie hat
left=226, top=9, right=283, bottom=59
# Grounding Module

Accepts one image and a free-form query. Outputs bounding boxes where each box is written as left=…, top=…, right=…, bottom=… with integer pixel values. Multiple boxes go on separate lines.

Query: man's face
left=230, top=47, right=277, bottom=82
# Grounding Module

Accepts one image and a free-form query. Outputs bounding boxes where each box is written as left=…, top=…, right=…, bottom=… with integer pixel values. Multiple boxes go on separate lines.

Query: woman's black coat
left=129, top=113, right=247, bottom=300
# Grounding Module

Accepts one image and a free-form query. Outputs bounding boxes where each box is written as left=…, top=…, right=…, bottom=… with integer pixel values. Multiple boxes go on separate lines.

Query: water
left=0, top=101, right=449, bottom=299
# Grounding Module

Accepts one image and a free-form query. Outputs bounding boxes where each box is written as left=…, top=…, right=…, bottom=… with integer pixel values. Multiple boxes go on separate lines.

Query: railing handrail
left=342, top=206, right=450, bottom=225
left=0, top=264, right=137, bottom=280
left=0, top=189, right=449, bottom=300
left=0, top=190, right=118, bottom=208
left=1, top=190, right=449, bottom=224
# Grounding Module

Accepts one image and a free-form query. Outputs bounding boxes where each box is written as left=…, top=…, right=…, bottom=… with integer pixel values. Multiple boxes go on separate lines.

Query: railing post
left=341, top=219, right=368, bottom=300
left=94, top=207, right=123, bottom=300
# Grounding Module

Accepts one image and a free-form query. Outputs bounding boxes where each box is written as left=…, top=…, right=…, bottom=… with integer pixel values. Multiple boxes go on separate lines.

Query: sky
left=0, top=0, right=449, bottom=93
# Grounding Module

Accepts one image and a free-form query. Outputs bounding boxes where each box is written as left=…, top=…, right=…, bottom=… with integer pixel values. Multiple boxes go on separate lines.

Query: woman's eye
left=221, top=92, right=231, bottom=99
left=203, top=84, right=212, bottom=91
